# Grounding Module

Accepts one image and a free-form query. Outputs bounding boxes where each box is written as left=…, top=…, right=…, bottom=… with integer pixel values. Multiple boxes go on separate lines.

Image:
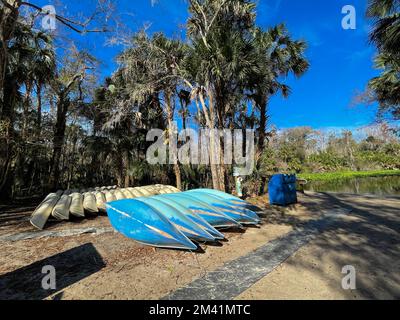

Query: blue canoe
left=184, top=191, right=261, bottom=225
left=136, top=197, right=216, bottom=242
left=106, top=199, right=197, bottom=250
left=152, top=195, right=225, bottom=240
left=189, top=189, right=263, bottom=212
left=158, top=193, right=241, bottom=228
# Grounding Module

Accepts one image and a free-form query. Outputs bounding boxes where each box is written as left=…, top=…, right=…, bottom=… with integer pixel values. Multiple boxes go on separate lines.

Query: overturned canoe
left=30, top=193, right=61, bottom=230
left=70, top=193, right=85, bottom=218
left=155, top=184, right=181, bottom=193
left=153, top=196, right=225, bottom=240
left=121, top=189, right=135, bottom=199
left=52, top=195, right=72, bottom=221
left=137, top=197, right=216, bottom=242
left=158, top=193, right=240, bottom=228
left=95, top=192, right=107, bottom=212
left=127, top=188, right=144, bottom=198
left=106, top=199, right=197, bottom=250
left=114, top=189, right=127, bottom=200
left=133, top=187, right=153, bottom=197
left=188, top=188, right=263, bottom=212
left=185, top=191, right=260, bottom=224
left=104, top=190, right=117, bottom=203
left=83, top=192, right=98, bottom=214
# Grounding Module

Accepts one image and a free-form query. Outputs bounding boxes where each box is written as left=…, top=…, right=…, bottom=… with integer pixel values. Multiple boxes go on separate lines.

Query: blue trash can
left=268, top=174, right=298, bottom=206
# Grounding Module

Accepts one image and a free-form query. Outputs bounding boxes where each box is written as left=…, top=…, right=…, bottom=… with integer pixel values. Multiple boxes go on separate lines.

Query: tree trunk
left=48, top=97, right=69, bottom=191
left=257, top=96, right=268, bottom=155
left=123, top=149, right=130, bottom=188
left=257, top=96, right=268, bottom=195
left=165, top=91, right=182, bottom=190
left=36, top=82, right=42, bottom=137
left=0, top=77, right=18, bottom=199
left=181, top=110, right=187, bottom=131
left=217, top=107, right=227, bottom=192
left=209, top=129, right=221, bottom=190
left=0, top=0, right=21, bottom=103
left=199, top=90, right=222, bottom=191
left=22, top=81, right=32, bottom=140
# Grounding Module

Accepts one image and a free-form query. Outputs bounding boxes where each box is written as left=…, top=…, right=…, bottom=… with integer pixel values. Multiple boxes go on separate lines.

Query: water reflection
left=304, top=176, right=400, bottom=196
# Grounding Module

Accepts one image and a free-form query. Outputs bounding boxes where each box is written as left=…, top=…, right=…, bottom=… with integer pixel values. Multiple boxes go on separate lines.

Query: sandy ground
left=0, top=192, right=398, bottom=300
left=237, top=193, right=400, bottom=300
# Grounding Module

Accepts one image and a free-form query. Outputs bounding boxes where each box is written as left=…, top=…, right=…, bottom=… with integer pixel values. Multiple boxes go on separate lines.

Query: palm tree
left=249, top=25, right=309, bottom=194
left=178, top=89, right=191, bottom=130
left=250, top=24, right=309, bottom=155
left=0, top=21, right=55, bottom=198
left=22, top=31, right=55, bottom=139
left=183, top=0, right=258, bottom=191
left=367, top=0, right=400, bottom=54
left=32, top=34, right=56, bottom=137
left=367, top=0, right=400, bottom=119
left=47, top=48, right=97, bottom=190
left=117, top=31, right=186, bottom=189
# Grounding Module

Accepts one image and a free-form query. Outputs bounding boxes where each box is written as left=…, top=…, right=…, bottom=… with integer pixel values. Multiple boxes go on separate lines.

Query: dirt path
left=0, top=192, right=398, bottom=300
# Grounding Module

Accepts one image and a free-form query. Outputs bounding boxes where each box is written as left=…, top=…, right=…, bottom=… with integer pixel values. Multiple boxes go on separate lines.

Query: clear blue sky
left=35, top=0, right=379, bottom=131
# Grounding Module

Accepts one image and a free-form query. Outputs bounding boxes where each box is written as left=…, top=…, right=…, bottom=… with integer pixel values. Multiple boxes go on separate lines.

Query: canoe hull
left=136, top=197, right=216, bottom=242
left=158, top=193, right=241, bottom=228
left=153, top=196, right=225, bottom=240
left=186, top=191, right=260, bottom=224
left=189, top=188, right=263, bottom=212
left=106, top=199, right=197, bottom=251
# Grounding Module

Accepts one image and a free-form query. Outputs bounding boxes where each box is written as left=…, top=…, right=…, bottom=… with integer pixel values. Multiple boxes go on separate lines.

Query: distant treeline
left=239, top=124, right=400, bottom=195
left=0, top=0, right=398, bottom=200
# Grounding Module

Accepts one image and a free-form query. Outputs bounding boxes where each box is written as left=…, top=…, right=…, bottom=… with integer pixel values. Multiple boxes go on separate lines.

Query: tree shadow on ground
left=281, top=192, right=400, bottom=299
left=0, top=243, right=106, bottom=300
left=0, top=203, right=37, bottom=228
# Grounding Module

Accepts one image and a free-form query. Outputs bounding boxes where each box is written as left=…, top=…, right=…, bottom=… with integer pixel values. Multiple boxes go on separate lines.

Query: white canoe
left=69, top=193, right=85, bottom=218
left=141, top=186, right=160, bottom=195
left=121, top=189, right=135, bottom=199
left=104, top=190, right=117, bottom=203
left=133, top=187, right=152, bottom=197
left=127, top=188, right=143, bottom=197
left=30, top=193, right=61, bottom=230
left=83, top=192, right=98, bottom=214
left=52, top=195, right=72, bottom=220
left=94, top=192, right=106, bottom=212
left=163, top=185, right=181, bottom=193
left=114, top=189, right=126, bottom=200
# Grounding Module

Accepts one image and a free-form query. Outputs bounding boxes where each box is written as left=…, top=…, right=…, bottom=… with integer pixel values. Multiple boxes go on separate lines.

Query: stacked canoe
left=30, top=185, right=181, bottom=230
left=106, top=189, right=263, bottom=251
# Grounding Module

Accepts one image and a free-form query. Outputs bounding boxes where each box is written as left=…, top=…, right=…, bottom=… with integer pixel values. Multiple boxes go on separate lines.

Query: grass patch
left=298, top=170, right=400, bottom=182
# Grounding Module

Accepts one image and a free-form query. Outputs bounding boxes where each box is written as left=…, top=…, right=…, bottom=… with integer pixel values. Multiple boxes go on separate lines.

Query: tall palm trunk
left=36, top=82, right=43, bottom=137
left=165, top=91, right=182, bottom=190
left=22, top=81, right=32, bottom=140
left=122, top=149, right=130, bottom=188
left=257, top=95, right=268, bottom=154
left=0, top=76, right=18, bottom=199
left=48, top=97, right=69, bottom=190
left=256, top=95, right=268, bottom=195
left=198, top=90, right=222, bottom=190
left=0, top=1, right=22, bottom=199
left=0, top=0, right=21, bottom=103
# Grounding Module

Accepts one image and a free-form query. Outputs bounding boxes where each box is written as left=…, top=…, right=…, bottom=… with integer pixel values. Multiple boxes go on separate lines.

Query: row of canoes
left=30, top=185, right=181, bottom=230
left=106, top=189, right=263, bottom=251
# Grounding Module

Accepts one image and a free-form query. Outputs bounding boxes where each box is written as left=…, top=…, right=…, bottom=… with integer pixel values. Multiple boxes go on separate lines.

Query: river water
left=304, top=175, right=400, bottom=196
